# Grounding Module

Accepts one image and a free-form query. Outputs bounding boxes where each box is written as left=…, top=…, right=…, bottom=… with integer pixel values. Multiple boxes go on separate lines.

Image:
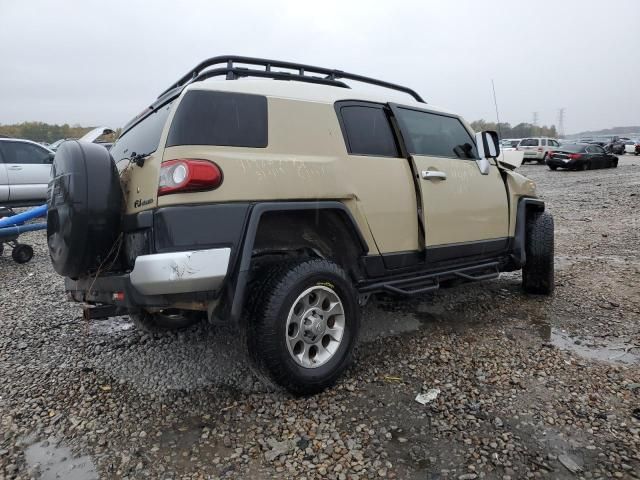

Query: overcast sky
left=1, top=0, right=638, bottom=134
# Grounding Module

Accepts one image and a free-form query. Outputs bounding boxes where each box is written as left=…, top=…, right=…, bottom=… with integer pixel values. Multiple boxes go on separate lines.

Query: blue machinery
left=0, top=204, right=47, bottom=264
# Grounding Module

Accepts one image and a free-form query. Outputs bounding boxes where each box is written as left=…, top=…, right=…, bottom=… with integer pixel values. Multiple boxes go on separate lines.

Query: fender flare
left=512, top=197, right=545, bottom=267
left=224, top=201, right=369, bottom=323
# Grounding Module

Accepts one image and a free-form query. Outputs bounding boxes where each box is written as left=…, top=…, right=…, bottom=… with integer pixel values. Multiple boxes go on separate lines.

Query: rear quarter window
left=166, top=90, right=267, bottom=148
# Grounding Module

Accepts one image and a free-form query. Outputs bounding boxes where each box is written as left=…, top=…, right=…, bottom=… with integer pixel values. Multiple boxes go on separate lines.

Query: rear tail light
left=568, top=153, right=583, bottom=160
left=158, top=159, right=223, bottom=196
left=548, top=151, right=554, bottom=158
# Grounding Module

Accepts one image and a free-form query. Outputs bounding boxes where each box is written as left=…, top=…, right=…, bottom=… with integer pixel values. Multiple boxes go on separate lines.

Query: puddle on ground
left=537, top=323, right=640, bottom=364
left=24, top=439, right=98, bottom=480
left=88, top=316, right=134, bottom=335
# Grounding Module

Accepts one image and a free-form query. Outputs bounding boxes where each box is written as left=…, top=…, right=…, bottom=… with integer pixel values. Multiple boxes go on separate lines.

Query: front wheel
left=246, top=258, right=360, bottom=395
left=522, top=211, right=554, bottom=295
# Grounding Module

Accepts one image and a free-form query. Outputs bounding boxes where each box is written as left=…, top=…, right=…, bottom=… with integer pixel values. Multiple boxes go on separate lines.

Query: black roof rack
left=121, top=56, right=425, bottom=137
left=158, top=55, right=425, bottom=104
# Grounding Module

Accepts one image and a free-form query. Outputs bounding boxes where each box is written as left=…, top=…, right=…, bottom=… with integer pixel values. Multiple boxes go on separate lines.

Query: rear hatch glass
left=110, top=103, right=173, bottom=163
left=519, top=139, right=539, bottom=147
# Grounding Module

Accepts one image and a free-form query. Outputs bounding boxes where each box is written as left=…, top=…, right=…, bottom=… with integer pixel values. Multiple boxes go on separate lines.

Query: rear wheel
left=128, top=309, right=202, bottom=332
left=538, top=154, right=547, bottom=164
left=522, top=211, right=554, bottom=295
left=580, top=162, right=589, bottom=171
left=245, top=258, right=360, bottom=395
left=548, top=165, right=557, bottom=171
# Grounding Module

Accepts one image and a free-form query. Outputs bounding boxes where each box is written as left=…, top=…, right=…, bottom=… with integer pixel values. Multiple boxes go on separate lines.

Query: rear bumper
left=546, top=158, right=578, bottom=169
left=65, top=247, right=230, bottom=307
left=65, top=203, right=251, bottom=311
left=130, top=248, right=230, bottom=295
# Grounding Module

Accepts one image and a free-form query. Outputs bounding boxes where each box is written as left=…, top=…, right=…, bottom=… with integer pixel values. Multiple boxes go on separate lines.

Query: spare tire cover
left=47, top=141, right=123, bottom=277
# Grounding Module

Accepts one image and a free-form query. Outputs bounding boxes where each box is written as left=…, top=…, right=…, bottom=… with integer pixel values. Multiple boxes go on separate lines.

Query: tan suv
left=47, top=56, right=554, bottom=395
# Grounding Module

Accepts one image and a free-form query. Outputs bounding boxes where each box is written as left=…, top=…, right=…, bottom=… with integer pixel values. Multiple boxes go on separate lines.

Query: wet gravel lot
left=1, top=156, right=639, bottom=479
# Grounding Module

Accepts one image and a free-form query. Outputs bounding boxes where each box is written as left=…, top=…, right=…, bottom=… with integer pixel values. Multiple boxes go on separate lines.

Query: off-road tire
left=245, top=258, right=360, bottom=396
left=522, top=211, right=554, bottom=295
left=128, top=309, right=201, bottom=332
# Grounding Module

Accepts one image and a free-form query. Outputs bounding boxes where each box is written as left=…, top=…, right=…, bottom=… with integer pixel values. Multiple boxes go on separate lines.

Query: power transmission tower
left=558, top=108, right=565, bottom=138
left=532, top=112, right=539, bottom=126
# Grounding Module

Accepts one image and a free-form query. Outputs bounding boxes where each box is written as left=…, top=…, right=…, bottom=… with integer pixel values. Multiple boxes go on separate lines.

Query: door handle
left=421, top=170, right=447, bottom=180
left=8, top=166, right=22, bottom=171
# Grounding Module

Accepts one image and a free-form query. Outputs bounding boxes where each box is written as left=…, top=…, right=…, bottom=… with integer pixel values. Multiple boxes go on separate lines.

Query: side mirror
left=46, top=152, right=55, bottom=163
left=475, top=130, right=500, bottom=175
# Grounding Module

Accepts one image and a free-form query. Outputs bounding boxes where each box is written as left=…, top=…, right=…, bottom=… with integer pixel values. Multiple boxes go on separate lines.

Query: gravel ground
left=1, top=156, right=639, bottom=479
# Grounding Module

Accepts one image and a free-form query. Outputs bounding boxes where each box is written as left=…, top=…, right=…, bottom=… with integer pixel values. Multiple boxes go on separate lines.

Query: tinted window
left=110, top=102, right=173, bottom=162
left=396, top=109, right=477, bottom=159
left=167, top=91, right=267, bottom=148
left=0, top=142, right=50, bottom=164
left=339, top=105, right=399, bottom=157
left=520, top=139, right=539, bottom=146
left=560, top=144, right=587, bottom=153
left=589, top=145, right=605, bottom=154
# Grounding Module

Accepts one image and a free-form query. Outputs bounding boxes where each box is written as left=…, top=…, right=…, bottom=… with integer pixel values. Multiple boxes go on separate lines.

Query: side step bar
left=358, top=262, right=500, bottom=296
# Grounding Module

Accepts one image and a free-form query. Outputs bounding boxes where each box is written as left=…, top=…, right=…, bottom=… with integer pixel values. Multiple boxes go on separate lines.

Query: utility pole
left=558, top=108, right=565, bottom=138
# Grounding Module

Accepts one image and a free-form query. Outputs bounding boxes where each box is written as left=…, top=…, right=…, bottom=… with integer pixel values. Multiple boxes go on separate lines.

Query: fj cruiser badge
left=134, top=198, right=153, bottom=208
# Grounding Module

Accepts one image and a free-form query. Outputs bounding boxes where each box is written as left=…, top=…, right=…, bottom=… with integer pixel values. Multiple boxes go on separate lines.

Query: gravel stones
left=1, top=159, right=640, bottom=478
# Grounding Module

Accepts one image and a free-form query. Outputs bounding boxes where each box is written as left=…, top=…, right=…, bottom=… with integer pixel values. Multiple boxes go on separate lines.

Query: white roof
left=185, top=79, right=454, bottom=116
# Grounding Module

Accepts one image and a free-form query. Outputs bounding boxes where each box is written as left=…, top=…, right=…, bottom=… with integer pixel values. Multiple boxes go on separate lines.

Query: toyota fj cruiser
left=47, top=56, right=554, bottom=395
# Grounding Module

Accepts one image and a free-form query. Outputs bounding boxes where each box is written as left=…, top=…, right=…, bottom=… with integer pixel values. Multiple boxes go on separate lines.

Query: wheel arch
left=223, top=201, right=369, bottom=323
left=512, top=197, right=545, bottom=268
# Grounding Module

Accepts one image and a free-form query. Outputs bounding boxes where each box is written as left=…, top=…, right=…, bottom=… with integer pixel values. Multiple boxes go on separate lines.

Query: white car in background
left=500, top=139, right=521, bottom=151
left=517, top=137, right=560, bottom=164
left=624, top=139, right=639, bottom=155
left=0, top=138, right=54, bottom=206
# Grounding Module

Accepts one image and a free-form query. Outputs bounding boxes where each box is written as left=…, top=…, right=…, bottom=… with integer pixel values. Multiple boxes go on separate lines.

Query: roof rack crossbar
left=158, top=55, right=425, bottom=103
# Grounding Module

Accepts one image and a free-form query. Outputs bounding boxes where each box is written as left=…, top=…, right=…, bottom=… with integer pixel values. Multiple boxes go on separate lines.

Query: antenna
left=491, top=79, right=503, bottom=140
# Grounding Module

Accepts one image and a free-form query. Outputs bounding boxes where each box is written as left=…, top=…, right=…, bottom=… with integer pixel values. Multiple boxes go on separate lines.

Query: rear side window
left=396, top=108, right=477, bottom=159
left=167, top=90, right=267, bottom=148
left=0, top=142, right=50, bottom=164
left=338, top=104, right=399, bottom=157
left=520, top=139, right=539, bottom=146
left=110, top=102, right=173, bottom=161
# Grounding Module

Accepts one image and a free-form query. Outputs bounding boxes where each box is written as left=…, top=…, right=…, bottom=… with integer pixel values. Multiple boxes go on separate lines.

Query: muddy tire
left=128, top=309, right=201, bottom=332
left=522, top=211, right=554, bottom=295
left=245, top=258, right=360, bottom=396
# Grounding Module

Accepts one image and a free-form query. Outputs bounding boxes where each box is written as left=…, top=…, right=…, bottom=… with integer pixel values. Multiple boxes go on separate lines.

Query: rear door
left=0, top=146, right=9, bottom=202
left=0, top=141, right=52, bottom=202
left=391, top=105, right=509, bottom=263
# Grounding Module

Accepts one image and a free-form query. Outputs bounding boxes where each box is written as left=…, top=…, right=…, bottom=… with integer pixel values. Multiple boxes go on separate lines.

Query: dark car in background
left=546, top=143, right=618, bottom=171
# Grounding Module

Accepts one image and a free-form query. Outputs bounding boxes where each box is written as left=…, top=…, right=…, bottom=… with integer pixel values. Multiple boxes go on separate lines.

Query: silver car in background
left=0, top=138, right=54, bottom=206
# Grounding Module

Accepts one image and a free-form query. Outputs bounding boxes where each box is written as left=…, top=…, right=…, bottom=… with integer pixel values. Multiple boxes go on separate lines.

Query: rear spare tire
left=47, top=141, right=123, bottom=277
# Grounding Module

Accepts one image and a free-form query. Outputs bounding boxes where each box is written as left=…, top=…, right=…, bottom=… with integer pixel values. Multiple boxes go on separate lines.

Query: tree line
left=0, top=122, right=97, bottom=144
left=469, top=120, right=558, bottom=139
left=1, top=119, right=560, bottom=144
